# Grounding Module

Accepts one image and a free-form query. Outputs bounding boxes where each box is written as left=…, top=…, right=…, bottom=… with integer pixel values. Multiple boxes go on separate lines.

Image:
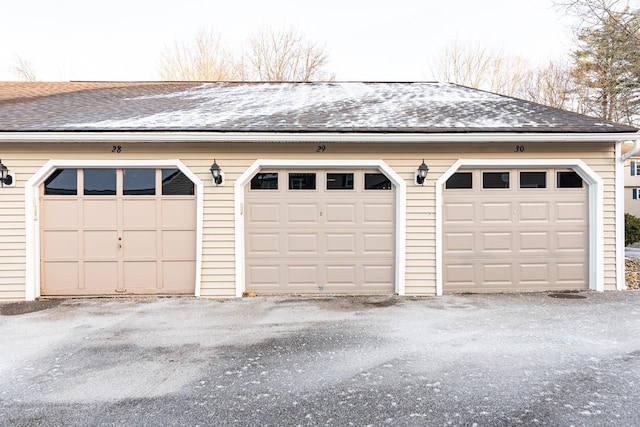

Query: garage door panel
left=163, top=199, right=196, bottom=228
left=482, top=263, right=514, bottom=285
left=84, top=231, right=118, bottom=258
left=247, top=264, right=280, bottom=287
left=162, top=261, right=196, bottom=292
left=519, top=232, right=549, bottom=251
left=444, top=263, right=475, bottom=286
left=556, top=231, right=587, bottom=251
left=325, top=204, right=356, bottom=224
left=287, top=233, right=318, bottom=254
left=326, top=265, right=357, bottom=287
left=325, top=233, right=356, bottom=254
left=247, top=233, right=280, bottom=254
left=444, top=202, right=475, bottom=222
left=43, top=231, right=79, bottom=258
left=84, top=262, right=118, bottom=290
left=481, top=232, right=512, bottom=252
left=519, top=263, right=550, bottom=284
left=363, top=233, right=394, bottom=254
left=363, top=264, right=394, bottom=286
left=247, top=203, right=280, bottom=224
left=123, top=200, right=157, bottom=227
left=519, top=202, right=549, bottom=222
left=162, top=230, right=196, bottom=259
left=83, top=200, right=117, bottom=228
left=556, top=202, right=587, bottom=222
left=122, top=230, right=157, bottom=258
left=556, top=262, right=587, bottom=284
left=287, top=204, right=318, bottom=223
left=287, top=265, right=319, bottom=287
left=482, top=203, right=513, bottom=222
left=42, top=200, right=78, bottom=228
left=363, top=203, right=394, bottom=224
left=444, top=232, right=475, bottom=252
left=123, top=261, right=157, bottom=289
left=42, top=262, right=79, bottom=290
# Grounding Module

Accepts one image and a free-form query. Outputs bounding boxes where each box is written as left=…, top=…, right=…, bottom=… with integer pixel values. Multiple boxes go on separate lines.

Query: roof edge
left=0, top=131, right=637, bottom=143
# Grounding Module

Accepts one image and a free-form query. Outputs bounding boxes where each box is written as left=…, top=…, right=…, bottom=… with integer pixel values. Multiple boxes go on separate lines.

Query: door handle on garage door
left=118, top=237, right=122, bottom=249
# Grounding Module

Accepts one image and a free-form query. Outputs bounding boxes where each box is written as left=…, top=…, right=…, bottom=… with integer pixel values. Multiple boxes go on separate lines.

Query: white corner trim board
left=435, top=158, right=604, bottom=295
left=24, top=159, right=204, bottom=301
left=234, top=159, right=407, bottom=297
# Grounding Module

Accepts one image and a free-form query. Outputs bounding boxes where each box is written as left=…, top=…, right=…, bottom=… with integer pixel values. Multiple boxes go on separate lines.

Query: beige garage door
left=40, top=168, right=196, bottom=296
left=245, top=169, right=395, bottom=294
left=443, top=168, right=588, bottom=293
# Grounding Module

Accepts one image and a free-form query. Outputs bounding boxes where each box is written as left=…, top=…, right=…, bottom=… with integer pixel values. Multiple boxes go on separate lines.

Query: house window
left=631, top=161, right=640, bottom=176
left=633, top=189, right=640, bottom=200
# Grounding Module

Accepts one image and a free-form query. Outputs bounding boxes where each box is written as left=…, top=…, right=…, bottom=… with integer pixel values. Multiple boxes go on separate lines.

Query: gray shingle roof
left=0, top=81, right=636, bottom=133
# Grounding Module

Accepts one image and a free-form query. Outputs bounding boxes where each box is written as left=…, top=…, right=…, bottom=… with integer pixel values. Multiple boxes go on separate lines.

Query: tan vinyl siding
left=0, top=139, right=620, bottom=299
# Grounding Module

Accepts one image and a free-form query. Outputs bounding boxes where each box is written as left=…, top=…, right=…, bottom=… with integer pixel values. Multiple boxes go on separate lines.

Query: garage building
left=0, top=81, right=637, bottom=300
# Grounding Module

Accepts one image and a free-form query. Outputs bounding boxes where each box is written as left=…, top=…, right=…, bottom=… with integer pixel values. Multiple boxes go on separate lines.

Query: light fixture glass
left=416, top=159, right=429, bottom=185
left=210, top=159, right=223, bottom=185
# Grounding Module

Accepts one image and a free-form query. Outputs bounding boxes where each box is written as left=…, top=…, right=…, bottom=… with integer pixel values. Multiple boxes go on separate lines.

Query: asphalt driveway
left=1, top=292, right=640, bottom=426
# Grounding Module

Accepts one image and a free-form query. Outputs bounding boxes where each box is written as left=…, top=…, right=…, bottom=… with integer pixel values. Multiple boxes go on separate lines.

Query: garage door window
left=483, top=172, right=510, bottom=189
left=289, top=173, right=316, bottom=190
left=162, top=169, right=195, bottom=195
left=446, top=172, right=473, bottom=189
left=84, top=169, right=116, bottom=195
left=44, top=169, right=77, bottom=195
left=327, top=173, right=354, bottom=190
left=520, top=171, right=546, bottom=189
left=557, top=171, right=583, bottom=188
left=364, top=173, right=392, bottom=190
left=251, top=173, right=278, bottom=190
left=124, top=169, right=155, bottom=195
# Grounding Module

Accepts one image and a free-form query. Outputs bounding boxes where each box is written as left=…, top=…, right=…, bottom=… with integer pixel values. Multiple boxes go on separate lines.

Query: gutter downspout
left=621, top=131, right=640, bottom=160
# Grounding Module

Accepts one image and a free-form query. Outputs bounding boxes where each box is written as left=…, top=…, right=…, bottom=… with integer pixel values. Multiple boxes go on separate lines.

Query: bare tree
left=524, top=60, right=577, bottom=110
left=159, top=29, right=237, bottom=81
left=12, top=55, right=37, bottom=81
left=556, top=0, right=640, bottom=41
left=429, top=40, right=531, bottom=98
left=246, top=27, right=331, bottom=81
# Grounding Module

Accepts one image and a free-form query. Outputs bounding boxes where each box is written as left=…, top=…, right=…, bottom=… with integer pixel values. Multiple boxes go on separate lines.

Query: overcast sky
left=1, top=0, right=575, bottom=82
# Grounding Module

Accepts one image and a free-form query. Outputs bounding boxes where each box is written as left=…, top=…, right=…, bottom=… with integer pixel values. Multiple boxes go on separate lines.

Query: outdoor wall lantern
left=210, top=159, right=223, bottom=186
left=416, top=159, right=429, bottom=185
left=0, top=159, right=13, bottom=187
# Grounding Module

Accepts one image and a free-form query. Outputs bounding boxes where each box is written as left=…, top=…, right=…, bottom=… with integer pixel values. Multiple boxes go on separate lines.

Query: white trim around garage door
left=435, top=159, right=604, bottom=296
left=234, top=159, right=407, bottom=297
left=24, top=159, right=204, bottom=301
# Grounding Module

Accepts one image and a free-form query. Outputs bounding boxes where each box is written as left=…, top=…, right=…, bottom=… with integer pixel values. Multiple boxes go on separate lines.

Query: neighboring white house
left=0, top=81, right=637, bottom=301
left=624, top=152, right=640, bottom=217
